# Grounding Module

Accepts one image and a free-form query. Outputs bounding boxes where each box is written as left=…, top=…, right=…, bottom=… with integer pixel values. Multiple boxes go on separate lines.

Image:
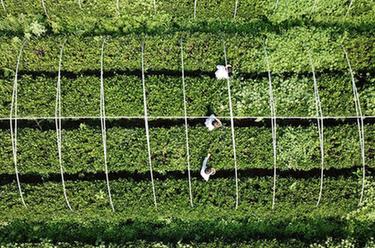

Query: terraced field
left=0, top=0, right=374, bottom=247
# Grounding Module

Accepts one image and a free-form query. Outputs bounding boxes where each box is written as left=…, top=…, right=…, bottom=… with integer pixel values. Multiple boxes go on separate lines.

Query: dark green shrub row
left=0, top=74, right=374, bottom=118
left=0, top=30, right=374, bottom=74
left=0, top=124, right=373, bottom=175
left=0, top=176, right=371, bottom=243
left=0, top=0, right=373, bottom=36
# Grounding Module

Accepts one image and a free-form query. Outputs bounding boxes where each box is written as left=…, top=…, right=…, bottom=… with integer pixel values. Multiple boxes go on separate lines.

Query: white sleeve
left=205, top=115, right=216, bottom=131
left=200, top=155, right=210, bottom=181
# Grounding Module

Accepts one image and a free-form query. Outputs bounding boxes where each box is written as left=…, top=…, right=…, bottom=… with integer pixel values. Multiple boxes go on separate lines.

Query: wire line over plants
left=141, top=40, right=158, bottom=208
left=309, top=52, right=325, bottom=206
left=100, top=39, right=115, bottom=212
left=223, top=41, right=239, bottom=209
left=55, top=40, right=73, bottom=211
left=180, top=39, right=194, bottom=207
left=10, top=40, right=27, bottom=207
left=263, top=43, right=277, bottom=210
left=342, top=46, right=366, bottom=205
left=41, top=0, right=49, bottom=19
left=1, top=0, right=6, bottom=12
left=233, top=0, right=239, bottom=18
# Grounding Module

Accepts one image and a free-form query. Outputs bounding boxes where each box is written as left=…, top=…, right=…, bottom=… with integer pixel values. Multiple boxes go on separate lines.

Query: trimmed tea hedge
left=0, top=0, right=374, bottom=36
left=0, top=30, right=374, bottom=74
left=0, top=176, right=372, bottom=243
left=1, top=0, right=373, bottom=20
left=0, top=0, right=374, bottom=246
left=0, top=74, right=374, bottom=118
left=0, top=124, right=373, bottom=175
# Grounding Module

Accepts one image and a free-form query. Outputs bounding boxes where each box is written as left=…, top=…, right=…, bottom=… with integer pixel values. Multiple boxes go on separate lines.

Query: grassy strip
left=0, top=177, right=372, bottom=243
left=0, top=0, right=374, bottom=36
left=0, top=124, right=373, bottom=175
left=0, top=30, right=374, bottom=74
left=0, top=74, right=374, bottom=118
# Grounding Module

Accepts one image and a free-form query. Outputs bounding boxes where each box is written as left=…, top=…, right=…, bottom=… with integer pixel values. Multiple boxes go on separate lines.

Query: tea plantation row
left=0, top=30, right=374, bottom=74
left=0, top=124, right=373, bottom=175
left=0, top=176, right=373, bottom=243
left=1, top=0, right=372, bottom=20
left=0, top=0, right=374, bottom=36
left=0, top=74, right=374, bottom=118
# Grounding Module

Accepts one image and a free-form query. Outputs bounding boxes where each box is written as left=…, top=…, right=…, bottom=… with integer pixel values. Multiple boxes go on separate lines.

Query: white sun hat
left=215, top=65, right=229, bottom=80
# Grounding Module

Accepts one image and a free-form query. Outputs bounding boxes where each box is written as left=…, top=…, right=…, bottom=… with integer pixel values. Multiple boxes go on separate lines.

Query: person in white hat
left=204, top=114, right=222, bottom=131
left=215, top=64, right=232, bottom=80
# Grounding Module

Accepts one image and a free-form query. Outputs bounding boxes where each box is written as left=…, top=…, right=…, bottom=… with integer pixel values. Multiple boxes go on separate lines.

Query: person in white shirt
left=204, top=114, right=222, bottom=131
left=215, top=64, right=232, bottom=80
left=200, top=153, right=216, bottom=181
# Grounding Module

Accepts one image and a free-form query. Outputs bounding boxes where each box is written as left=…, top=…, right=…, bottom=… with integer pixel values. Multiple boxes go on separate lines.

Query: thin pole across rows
left=223, top=41, right=239, bottom=209
left=10, top=41, right=27, bottom=207
left=274, top=0, right=280, bottom=10
left=180, top=39, right=194, bottom=207
left=1, top=0, right=6, bottom=12
left=342, top=46, right=366, bottom=205
left=312, top=0, right=318, bottom=12
left=41, top=0, right=49, bottom=19
left=193, top=0, right=197, bottom=18
left=77, top=0, right=82, bottom=9
left=309, top=53, right=325, bottom=206
left=116, top=0, right=120, bottom=15
left=100, top=40, right=115, bottom=212
left=263, top=45, right=277, bottom=210
left=55, top=40, right=73, bottom=211
left=233, top=0, right=239, bottom=18
left=141, top=40, right=158, bottom=208
left=346, top=0, right=354, bottom=16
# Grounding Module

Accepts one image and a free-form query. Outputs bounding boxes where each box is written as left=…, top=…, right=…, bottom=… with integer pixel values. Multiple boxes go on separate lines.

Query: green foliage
left=24, top=21, right=46, bottom=38
left=346, top=181, right=375, bottom=241
left=0, top=0, right=374, bottom=245
left=310, top=237, right=375, bottom=248
left=0, top=30, right=374, bottom=75
left=0, top=73, right=374, bottom=118
left=0, top=176, right=366, bottom=243
left=0, top=124, right=373, bottom=175
left=0, top=0, right=374, bottom=36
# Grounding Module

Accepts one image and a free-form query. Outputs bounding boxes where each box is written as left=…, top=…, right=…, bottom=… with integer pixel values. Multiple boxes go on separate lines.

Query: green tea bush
left=0, top=74, right=374, bottom=118
left=0, top=0, right=373, bottom=35
left=0, top=177, right=365, bottom=243
left=0, top=30, right=373, bottom=74
left=0, top=124, right=373, bottom=175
